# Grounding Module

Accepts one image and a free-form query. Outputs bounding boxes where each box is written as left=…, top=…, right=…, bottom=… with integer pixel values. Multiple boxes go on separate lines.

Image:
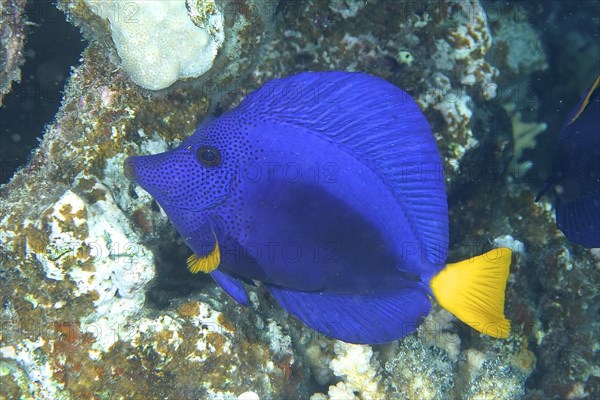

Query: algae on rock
left=2, top=1, right=598, bottom=399
left=0, top=0, right=27, bottom=106
left=0, top=1, right=301, bottom=397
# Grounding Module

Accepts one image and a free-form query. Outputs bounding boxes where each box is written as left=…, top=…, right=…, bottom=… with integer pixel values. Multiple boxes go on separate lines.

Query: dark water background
left=0, top=0, right=85, bottom=184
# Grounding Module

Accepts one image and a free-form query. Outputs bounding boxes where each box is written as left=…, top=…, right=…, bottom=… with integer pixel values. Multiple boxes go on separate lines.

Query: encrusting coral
left=82, top=0, right=224, bottom=90
left=1, top=1, right=598, bottom=399
left=0, top=0, right=27, bottom=106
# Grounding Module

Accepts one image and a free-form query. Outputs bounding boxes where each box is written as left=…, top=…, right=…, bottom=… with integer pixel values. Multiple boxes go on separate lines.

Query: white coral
left=328, top=343, right=383, bottom=400
left=30, top=181, right=156, bottom=352
left=84, top=0, right=224, bottom=90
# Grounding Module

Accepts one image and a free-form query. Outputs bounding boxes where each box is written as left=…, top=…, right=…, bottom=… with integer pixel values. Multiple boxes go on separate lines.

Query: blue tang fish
left=536, top=76, right=600, bottom=248
left=125, top=72, right=511, bottom=343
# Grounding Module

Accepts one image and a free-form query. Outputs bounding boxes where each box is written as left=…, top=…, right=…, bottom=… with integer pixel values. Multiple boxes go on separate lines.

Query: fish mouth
left=162, top=180, right=233, bottom=212
left=123, top=155, right=168, bottom=198
left=164, top=192, right=231, bottom=212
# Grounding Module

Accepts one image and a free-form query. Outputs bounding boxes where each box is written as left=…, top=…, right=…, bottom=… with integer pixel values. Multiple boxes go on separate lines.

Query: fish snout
left=123, top=156, right=138, bottom=182
left=122, top=153, right=176, bottom=202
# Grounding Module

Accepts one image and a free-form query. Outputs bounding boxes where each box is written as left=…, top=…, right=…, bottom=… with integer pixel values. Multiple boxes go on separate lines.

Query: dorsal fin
left=237, top=72, right=448, bottom=264
left=568, top=75, right=600, bottom=125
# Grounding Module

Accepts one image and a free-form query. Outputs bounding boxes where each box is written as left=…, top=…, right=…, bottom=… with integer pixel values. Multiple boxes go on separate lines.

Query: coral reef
left=1, top=0, right=598, bottom=399
left=80, top=0, right=224, bottom=90
left=463, top=350, right=526, bottom=399
left=488, top=11, right=548, bottom=82
left=0, top=1, right=292, bottom=394
left=484, top=2, right=550, bottom=173
left=256, top=0, right=500, bottom=179
left=503, top=103, right=547, bottom=172
left=326, top=342, right=384, bottom=399
left=329, top=0, right=366, bottom=19
left=59, top=0, right=275, bottom=95
left=384, top=335, right=455, bottom=400
left=0, top=0, right=27, bottom=105
left=308, top=318, right=534, bottom=400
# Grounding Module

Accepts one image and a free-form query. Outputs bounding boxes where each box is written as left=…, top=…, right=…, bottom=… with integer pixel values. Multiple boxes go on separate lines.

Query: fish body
left=125, top=72, right=511, bottom=343
left=536, top=76, right=600, bottom=247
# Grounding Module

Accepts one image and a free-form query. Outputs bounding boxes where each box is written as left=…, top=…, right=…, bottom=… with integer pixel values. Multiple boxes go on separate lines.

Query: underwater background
left=0, top=0, right=598, bottom=399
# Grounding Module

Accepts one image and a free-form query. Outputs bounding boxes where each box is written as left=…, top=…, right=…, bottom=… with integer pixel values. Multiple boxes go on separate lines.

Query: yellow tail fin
left=430, top=248, right=512, bottom=338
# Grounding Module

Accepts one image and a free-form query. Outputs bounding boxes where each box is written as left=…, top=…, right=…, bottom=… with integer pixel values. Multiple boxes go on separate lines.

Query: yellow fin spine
left=569, top=75, right=600, bottom=125
left=430, top=248, right=512, bottom=339
left=186, top=237, right=220, bottom=274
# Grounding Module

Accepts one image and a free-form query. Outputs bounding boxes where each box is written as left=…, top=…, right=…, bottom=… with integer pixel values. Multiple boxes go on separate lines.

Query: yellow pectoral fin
left=186, top=239, right=220, bottom=274
left=430, top=248, right=512, bottom=339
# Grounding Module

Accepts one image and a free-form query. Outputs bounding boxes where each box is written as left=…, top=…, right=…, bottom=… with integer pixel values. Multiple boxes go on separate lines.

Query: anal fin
left=266, top=285, right=431, bottom=344
left=211, top=270, right=249, bottom=306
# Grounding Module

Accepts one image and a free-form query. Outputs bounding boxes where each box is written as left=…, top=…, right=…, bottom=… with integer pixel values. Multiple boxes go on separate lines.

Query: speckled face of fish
left=124, top=72, right=513, bottom=344
left=124, top=140, right=234, bottom=212
left=123, top=124, right=246, bottom=268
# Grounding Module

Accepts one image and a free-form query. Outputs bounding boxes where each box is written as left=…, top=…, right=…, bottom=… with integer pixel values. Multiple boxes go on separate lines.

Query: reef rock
left=1, top=1, right=598, bottom=399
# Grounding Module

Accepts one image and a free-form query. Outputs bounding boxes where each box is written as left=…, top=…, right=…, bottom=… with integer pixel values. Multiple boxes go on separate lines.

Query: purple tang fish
left=536, top=75, right=600, bottom=247
left=124, top=72, right=511, bottom=344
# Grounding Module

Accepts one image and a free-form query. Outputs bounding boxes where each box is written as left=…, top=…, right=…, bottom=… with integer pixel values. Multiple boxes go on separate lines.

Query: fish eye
left=196, top=146, right=222, bottom=167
